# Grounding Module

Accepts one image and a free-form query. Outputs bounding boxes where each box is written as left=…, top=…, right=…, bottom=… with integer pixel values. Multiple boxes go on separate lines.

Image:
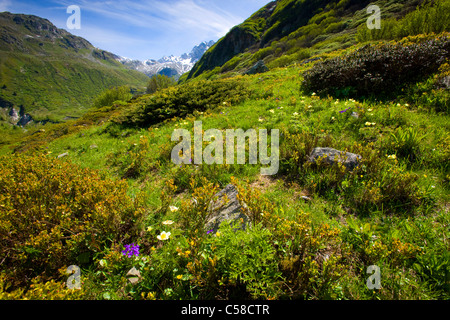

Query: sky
left=0, top=0, right=271, bottom=60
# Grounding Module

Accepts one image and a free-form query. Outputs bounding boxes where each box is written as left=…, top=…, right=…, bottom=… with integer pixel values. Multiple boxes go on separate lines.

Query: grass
left=1, top=55, right=448, bottom=300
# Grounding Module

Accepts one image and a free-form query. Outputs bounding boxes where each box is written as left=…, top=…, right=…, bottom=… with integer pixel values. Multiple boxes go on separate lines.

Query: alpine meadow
left=0, top=0, right=449, bottom=303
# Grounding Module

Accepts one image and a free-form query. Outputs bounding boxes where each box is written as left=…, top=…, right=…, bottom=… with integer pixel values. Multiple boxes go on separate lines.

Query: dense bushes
left=91, top=86, right=133, bottom=109
left=115, top=78, right=250, bottom=127
left=0, top=154, right=145, bottom=288
left=146, top=75, right=177, bottom=94
left=302, top=33, right=450, bottom=98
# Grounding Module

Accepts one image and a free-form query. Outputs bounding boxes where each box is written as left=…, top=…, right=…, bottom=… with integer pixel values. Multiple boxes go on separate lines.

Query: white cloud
left=0, top=0, right=12, bottom=12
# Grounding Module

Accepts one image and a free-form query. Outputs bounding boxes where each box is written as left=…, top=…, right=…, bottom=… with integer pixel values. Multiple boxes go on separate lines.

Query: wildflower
left=339, top=108, right=350, bottom=113
left=157, top=231, right=171, bottom=241
left=312, top=92, right=316, bottom=96
left=307, top=105, right=313, bottom=109
left=368, top=109, right=373, bottom=112
left=269, top=109, right=275, bottom=113
left=387, top=154, right=397, bottom=160
left=169, top=206, right=179, bottom=212
left=176, top=275, right=183, bottom=280
left=147, top=226, right=153, bottom=232
left=162, top=220, right=175, bottom=225
left=258, top=117, right=264, bottom=122
left=331, top=117, right=336, bottom=121
left=122, top=243, right=140, bottom=258
left=293, top=112, right=299, bottom=117
left=207, top=229, right=214, bottom=235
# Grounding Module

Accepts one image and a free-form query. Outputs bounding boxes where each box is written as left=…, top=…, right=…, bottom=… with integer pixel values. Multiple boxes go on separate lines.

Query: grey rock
left=245, top=60, right=269, bottom=75
left=17, top=113, right=33, bottom=127
left=205, top=184, right=250, bottom=233
left=57, top=152, right=69, bottom=159
left=308, top=147, right=361, bottom=171
left=127, top=267, right=141, bottom=284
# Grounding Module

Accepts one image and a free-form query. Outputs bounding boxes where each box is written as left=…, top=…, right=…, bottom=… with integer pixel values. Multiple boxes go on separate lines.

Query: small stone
left=57, top=152, right=69, bottom=159
left=205, top=184, right=250, bottom=233
left=308, top=147, right=361, bottom=171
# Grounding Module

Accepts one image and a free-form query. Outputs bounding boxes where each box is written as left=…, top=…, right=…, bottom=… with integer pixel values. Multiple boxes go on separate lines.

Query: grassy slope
left=185, top=0, right=424, bottom=81
left=0, top=12, right=149, bottom=123
left=3, top=56, right=447, bottom=299
left=0, top=2, right=449, bottom=301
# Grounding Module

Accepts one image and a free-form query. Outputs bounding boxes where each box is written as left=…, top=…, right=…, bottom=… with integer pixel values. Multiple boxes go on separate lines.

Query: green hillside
left=0, top=12, right=149, bottom=123
left=185, top=0, right=450, bottom=81
left=0, top=0, right=449, bottom=302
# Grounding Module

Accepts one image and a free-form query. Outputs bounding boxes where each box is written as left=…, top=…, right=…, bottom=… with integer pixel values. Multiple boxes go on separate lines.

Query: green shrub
left=115, top=78, right=250, bottom=127
left=302, top=33, right=450, bottom=98
left=146, top=74, right=177, bottom=94
left=0, top=154, right=145, bottom=289
left=92, top=86, right=133, bottom=109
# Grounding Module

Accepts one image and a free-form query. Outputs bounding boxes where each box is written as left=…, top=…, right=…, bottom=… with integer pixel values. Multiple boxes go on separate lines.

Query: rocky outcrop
left=244, top=60, right=269, bottom=75
left=205, top=184, right=250, bottom=233
left=308, top=147, right=362, bottom=171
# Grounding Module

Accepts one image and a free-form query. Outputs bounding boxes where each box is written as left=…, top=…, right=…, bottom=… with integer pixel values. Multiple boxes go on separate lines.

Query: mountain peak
left=118, top=40, right=215, bottom=79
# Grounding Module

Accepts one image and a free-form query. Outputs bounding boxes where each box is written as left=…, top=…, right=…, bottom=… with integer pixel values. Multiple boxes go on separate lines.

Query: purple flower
left=339, top=108, right=350, bottom=114
left=122, top=243, right=139, bottom=258
left=207, top=229, right=214, bottom=235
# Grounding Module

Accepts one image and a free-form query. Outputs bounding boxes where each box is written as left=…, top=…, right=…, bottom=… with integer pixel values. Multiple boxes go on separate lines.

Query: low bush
left=114, top=78, right=250, bottom=127
left=0, top=154, right=145, bottom=289
left=302, top=33, right=450, bottom=98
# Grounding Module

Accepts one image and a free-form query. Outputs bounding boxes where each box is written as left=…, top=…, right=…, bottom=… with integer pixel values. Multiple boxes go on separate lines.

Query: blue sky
left=0, top=0, right=271, bottom=60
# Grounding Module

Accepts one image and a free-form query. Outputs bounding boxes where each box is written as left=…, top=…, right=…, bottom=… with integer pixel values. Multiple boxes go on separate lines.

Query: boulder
left=205, top=184, right=250, bottom=233
left=244, top=60, right=269, bottom=75
left=308, top=147, right=361, bottom=171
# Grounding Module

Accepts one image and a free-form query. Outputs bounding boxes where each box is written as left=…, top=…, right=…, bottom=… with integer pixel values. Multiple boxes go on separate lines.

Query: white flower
left=269, top=109, right=275, bottom=113
left=331, top=117, right=336, bottom=121
left=162, top=220, right=175, bottom=225
left=387, top=154, right=397, bottom=160
left=293, top=112, right=299, bottom=117
left=157, top=231, right=171, bottom=241
left=169, top=206, right=179, bottom=212
left=368, top=109, right=373, bottom=112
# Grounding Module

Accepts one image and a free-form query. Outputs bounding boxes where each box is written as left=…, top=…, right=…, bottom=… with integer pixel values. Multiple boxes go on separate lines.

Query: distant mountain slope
left=186, top=0, right=425, bottom=80
left=0, top=12, right=149, bottom=124
left=118, top=40, right=215, bottom=80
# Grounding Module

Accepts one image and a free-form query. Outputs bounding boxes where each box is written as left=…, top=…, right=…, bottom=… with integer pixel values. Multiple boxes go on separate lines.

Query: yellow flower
left=169, top=206, right=179, bottom=212
left=162, top=220, right=175, bottom=225
left=176, top=275, right=183, bottom=280
left=157, top=231, right=171, bottom=241
left=147, top=226, right=153, bottom=232
left=269, top=109, right=275, bottom=113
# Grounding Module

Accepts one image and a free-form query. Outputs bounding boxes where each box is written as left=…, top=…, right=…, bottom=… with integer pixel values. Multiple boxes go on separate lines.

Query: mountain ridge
left=117, top=40, right=215, bottom=79
left=186, top=0, right=424, bottom=80
left=0, top=12, right=149, bottom=125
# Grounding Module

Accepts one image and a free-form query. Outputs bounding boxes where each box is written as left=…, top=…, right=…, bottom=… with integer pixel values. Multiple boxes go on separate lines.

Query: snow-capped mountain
left=118, top=40, right=215, bottom=79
